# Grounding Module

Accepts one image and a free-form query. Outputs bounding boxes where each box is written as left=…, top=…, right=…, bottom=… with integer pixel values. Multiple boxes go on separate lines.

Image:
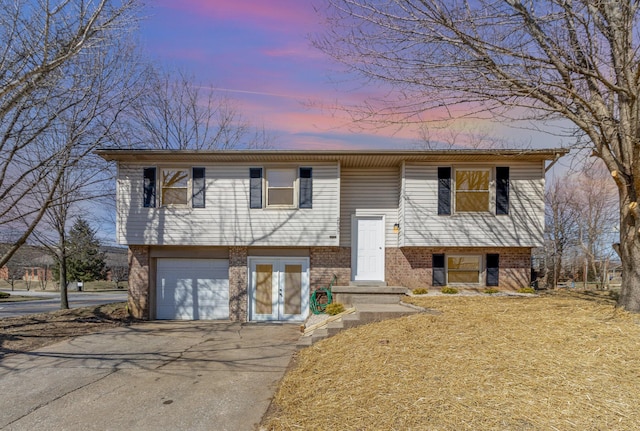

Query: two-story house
left=98, top=149, right=567, bottom=322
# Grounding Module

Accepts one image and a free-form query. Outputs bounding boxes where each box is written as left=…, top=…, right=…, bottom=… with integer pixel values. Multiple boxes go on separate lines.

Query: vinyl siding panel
left=117, top=163, right=340, bottom=246
left=340, top=168, right=401, bottom=247
left=402, top=162, right=544, bottom=247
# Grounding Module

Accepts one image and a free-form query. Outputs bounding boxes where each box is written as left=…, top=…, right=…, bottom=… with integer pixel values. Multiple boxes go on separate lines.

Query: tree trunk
left=616, top=192, right=640, bottom=312
left=59, top=251, right=69, bottom=310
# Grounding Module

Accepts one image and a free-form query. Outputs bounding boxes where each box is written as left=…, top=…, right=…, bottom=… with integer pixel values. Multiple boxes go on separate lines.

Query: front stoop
left=296, top=302, right=429, bottom=349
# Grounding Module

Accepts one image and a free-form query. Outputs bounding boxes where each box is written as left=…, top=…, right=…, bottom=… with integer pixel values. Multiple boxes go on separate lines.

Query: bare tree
left=126, top=68, right=274, bottom=150
left=0, top=0, right=141, bottom=269
left=110, top=265, right=129, bottom=289
left=574, top=161, right=619, bottom=288
left=544, top=179, right=579, bottom=288
left=317, top=1, right=640, bottom=311
left=28, top=35, right=143, bottom=309
left=416, top=121, right=520, bottom=150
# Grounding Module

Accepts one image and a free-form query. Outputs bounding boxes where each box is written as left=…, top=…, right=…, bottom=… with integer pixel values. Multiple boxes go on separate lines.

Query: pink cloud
left=155, top=0, right=320, bottom=33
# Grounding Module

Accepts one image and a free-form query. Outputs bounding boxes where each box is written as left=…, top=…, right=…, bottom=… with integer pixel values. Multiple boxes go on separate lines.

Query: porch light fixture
left=393, top=223, right=400, bottom=234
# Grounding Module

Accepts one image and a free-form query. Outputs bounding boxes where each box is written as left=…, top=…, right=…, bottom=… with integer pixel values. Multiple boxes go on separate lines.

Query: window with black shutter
left=486, top=254, right=499, bottom=286
left=438, top=167, right=451, bottom=215
left=496, top=167, right=510, bottom=215
left=143, top=167, right=156, bottom=208
left=433, top=254, right=446, bottom=286
left=299, top=167, right=312, bottom=208
left=192, top=167, right=205, bottom=208
left=249, top=168, right=263, bottom=209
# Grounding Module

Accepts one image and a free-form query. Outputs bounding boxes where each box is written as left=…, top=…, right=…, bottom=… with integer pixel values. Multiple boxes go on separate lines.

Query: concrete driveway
left=0, top=321, right=300, bottom=431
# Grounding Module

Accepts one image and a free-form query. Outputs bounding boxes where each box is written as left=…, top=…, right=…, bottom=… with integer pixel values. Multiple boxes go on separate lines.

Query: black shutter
left=299, top=167, right=312, bottom=208
left=433, top=254, right=446, bottom=287
left=143, top=167, right=156, bottom=208
left=192, top=167, right=205, bottom=208
left=496, top=167, right=510, bottom=215
left=486, top=254, right=499, bottom=286
left=438, top=167, right=451, bottom=215
left=249, top=168, right=263, bottom=209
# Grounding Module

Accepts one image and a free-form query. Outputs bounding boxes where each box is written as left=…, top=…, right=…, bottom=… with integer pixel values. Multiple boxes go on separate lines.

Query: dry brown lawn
left=262, top=290, right=640, bottom=431
left=0, top=302, right=135, bottom=358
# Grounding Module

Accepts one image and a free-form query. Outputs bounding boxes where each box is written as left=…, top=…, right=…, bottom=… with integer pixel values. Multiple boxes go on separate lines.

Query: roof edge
left=96, top=147, right=570, bottom=162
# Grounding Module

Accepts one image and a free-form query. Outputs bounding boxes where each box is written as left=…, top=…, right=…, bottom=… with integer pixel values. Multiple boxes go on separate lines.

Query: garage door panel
left=156, top=259, right=229, bottom=320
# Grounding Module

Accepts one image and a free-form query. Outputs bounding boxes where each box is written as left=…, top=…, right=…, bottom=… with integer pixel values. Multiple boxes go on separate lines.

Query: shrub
left=0, top=291, right=9, bottom=299
left=441, top=287, right=458, bottom=294
left=484, top=288, right=500, bottom=294
left=518, top=287, right=536, bottom=294
left=412, top=288, right=428, bottom=295
left=325, top=302, right=345, bottom=315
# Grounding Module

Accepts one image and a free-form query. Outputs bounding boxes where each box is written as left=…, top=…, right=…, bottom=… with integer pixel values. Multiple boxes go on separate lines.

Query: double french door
left=249, top=258, right=309, bottom=321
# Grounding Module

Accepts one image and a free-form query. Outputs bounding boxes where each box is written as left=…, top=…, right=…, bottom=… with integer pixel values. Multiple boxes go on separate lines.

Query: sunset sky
left=139, top=0, right=568, bottom=152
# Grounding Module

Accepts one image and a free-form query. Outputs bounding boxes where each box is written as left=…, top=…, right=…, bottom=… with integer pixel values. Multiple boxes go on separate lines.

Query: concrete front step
left=332, top=285, right=409, bottom=306
left=349, top=281, right=388, bottom=287
left=297, top=302, right=424, bottom=349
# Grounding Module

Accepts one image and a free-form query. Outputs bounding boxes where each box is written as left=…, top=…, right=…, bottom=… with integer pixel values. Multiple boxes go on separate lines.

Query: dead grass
left=263, top=290, right=640, bottom=430
left=0, top=302, right=136, bottom=358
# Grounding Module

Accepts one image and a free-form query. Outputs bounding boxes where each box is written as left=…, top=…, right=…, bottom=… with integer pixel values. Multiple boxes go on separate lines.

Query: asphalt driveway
left=0, top=321, right=300, bottom=431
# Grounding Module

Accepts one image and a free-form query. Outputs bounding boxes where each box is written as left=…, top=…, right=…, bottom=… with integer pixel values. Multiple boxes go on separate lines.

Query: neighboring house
left=0, top=244, right=54, bottom=285
left=98, top=148, right=568, bottom=322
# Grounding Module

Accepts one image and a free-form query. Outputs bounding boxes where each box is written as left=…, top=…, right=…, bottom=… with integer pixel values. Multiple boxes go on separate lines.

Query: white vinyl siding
left=116, top=163, right=339, bottom=246
left=340, top=168, right=400, bottom=247
left=401, top=162, right=544, bottom=247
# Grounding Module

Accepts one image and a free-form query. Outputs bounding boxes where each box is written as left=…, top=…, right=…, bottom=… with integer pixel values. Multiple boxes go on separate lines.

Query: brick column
left=128, top=245, right=150, bottom=319
left=229, top=246, right=248, bottom=321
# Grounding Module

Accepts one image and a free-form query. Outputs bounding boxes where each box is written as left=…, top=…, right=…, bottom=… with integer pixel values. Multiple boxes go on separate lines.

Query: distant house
left=98, top=148, right=568, bottom=322
left=0, top=244, right=54, bottom=285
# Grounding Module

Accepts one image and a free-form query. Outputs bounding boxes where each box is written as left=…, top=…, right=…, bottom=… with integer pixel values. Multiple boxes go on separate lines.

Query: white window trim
left=446, top=254, right=483, bottom=285
left=453, top=167, right=494, bottom=214
left=265, top=167, right=298, bottom=209
left=160, top=167, right=191, bottom=208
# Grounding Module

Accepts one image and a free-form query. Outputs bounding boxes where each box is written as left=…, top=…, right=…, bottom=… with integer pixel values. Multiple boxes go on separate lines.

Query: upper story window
left=437, top=166, right=509, bottom=215
left=267, top=168, right=296, bottom=207
left=161, top=168, right=189, bottom=206
left=250, top=167, right=313, bottom=209
left=455, top=169, right=490, bottom=212
left=142, top=167, right=206, bottom=208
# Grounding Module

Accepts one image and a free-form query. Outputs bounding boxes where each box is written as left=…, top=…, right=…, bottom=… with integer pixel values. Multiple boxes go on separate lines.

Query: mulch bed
left=263, top=290, right=640, bottom=430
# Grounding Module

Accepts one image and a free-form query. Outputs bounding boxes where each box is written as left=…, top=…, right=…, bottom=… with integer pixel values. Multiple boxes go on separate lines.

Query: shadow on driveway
left=0, top=321, right=301, bottom=431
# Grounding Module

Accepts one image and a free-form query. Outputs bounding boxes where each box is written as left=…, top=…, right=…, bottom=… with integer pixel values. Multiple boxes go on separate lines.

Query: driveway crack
left=4, top=367, right=119, bottom=428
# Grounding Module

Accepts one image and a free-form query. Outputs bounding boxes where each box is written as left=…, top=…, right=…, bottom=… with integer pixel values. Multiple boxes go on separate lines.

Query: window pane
left=284, top=265, right=302, bottom=315
left=268, top=188, right=294, bottom=205
left=456, top=170, right=489, bottom=191
left=456, top=192, right=490, bottom=212
left=448, top=256, right=480, bottom=270
left=268, top=169, right=296, bottom=187
left=162, top=188, right=188, bottom=205
left=448, top=271, right=480, bottom=283
left=162, top=169, right=188, bottom=188
left=256, top=265, right=273, bottom=314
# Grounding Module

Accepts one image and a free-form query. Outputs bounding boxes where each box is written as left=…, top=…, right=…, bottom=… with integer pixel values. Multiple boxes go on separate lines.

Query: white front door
left=352, top=216, right=385, bottom=281
left=249, top=258, right=309, bottom=321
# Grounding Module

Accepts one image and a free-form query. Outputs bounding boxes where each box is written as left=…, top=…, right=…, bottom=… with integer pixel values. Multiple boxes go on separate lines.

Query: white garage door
left=156, top=259, right=229, bottom=320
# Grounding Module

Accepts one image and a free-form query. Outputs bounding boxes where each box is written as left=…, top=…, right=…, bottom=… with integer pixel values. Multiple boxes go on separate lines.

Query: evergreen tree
left=65, top=218, right=105, bottom=282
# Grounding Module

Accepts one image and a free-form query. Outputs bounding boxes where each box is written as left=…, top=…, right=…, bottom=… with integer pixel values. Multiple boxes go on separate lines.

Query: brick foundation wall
left=386, top=247, right=532, bottom=290
left=128, top=245, right=150, bottom=319
left=229, top=246, right=248, bottom=321
left=310, top=247, right=351, bottom=289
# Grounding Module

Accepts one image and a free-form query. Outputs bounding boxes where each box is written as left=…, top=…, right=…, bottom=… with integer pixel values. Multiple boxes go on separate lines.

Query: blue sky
left=138, top=0, right=573, bottom=152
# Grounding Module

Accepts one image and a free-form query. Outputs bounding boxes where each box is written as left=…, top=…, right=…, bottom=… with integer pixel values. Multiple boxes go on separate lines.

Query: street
left=0, top=290, right=127, bottom=318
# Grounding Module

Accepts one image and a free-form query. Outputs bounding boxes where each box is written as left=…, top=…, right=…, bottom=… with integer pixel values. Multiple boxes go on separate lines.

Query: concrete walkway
left=0, top=321, right=300, bottom=431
